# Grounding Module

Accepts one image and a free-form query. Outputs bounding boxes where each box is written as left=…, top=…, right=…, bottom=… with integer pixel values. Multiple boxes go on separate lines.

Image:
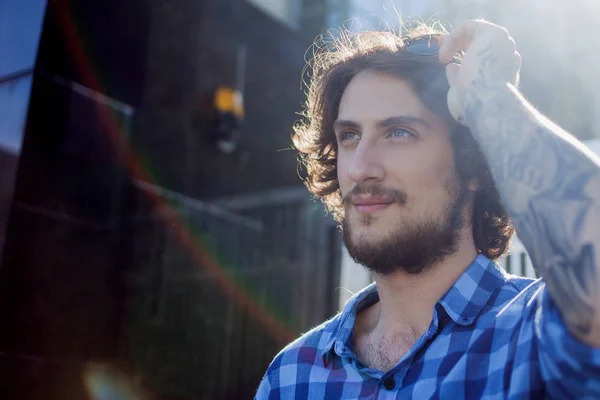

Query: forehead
left=337, top=70, right=431, bottom=122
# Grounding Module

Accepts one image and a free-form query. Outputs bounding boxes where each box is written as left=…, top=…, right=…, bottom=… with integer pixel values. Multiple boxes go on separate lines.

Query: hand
left=438, top=20, right=522, bottom=124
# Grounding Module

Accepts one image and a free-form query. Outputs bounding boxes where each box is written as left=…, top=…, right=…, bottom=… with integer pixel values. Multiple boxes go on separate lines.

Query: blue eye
left=390, top=128, right=412, bottom=138
left=339, top=131, right=360, bottom=142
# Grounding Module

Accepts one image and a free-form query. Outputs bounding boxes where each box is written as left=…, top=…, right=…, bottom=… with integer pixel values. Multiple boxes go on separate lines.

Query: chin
left=349, top=212, right=401, bottom=233
left=346, top=224, right=394, bottom=248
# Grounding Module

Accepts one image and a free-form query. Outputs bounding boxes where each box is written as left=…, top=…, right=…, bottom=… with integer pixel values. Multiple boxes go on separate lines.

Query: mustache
left=342, top=184, right=407, bottom=206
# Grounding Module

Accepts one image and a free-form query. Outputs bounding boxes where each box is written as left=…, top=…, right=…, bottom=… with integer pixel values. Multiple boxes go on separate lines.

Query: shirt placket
left=376, top=309, right=442, bottom=398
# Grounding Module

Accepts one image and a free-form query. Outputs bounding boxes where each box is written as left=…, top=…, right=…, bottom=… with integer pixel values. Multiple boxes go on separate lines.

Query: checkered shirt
left=255, top=254, right=600, bottom=399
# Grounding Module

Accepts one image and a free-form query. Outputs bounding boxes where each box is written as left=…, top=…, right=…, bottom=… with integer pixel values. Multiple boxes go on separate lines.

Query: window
left=0, top=0, right=46, bottom=152
left=0, top=0, right=46, bottom=260
left=0, top=74, right=33, bottom=153
left=246, top=0, right=303, bottom=29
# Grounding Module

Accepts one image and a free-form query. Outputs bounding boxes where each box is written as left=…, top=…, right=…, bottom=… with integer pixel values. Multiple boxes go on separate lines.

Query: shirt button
left=383, top=376, right=395, bottom=390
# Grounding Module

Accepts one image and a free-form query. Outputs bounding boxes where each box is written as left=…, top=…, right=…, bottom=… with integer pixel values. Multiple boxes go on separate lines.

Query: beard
left=341, top=175, right=468, bottom=276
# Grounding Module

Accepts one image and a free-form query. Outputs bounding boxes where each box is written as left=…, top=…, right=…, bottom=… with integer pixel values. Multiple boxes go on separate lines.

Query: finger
left=438, top=20, right=480, bottom=64
left=447, top=87, right=464, bottom=123
left=438, top=34, right=447, bottom=47
left=439, top=20, right=506, bottom=64
left=446, top=63, right=461, bottom=87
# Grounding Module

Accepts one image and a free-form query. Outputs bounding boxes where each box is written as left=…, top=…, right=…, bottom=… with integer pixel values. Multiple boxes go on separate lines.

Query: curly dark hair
left=292, top=24, right=514, bottom=261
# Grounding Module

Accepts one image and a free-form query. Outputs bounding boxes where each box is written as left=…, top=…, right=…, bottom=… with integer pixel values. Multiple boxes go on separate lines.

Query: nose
left=347, top=139, right=385, bottom=184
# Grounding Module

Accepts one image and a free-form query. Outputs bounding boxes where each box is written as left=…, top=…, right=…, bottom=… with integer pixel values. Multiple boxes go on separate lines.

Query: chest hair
left=354, top=329, right=422, bottom=372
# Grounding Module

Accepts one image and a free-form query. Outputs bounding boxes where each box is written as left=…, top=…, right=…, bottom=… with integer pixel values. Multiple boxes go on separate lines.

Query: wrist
left=463, top=82, right=518, bottom=129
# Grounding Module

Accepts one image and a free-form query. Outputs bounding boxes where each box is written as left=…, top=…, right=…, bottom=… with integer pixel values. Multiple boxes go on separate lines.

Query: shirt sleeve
left=255, top=373, right=272, bottom=400
left=537, top=288, right=600, bottom=398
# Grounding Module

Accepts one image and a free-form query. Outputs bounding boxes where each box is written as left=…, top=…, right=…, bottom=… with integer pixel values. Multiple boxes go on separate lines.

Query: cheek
left=388, top=145, right=454, bottom=193
left=337, top=153, right=352, bottom=192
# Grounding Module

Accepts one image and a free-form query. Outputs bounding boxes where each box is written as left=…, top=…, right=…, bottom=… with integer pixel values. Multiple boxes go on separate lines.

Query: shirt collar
left=319, top=282, right=378, bottom=361
left=319, top=254, right=508, bottom=361
left=438, top=254, right=508, bottom=326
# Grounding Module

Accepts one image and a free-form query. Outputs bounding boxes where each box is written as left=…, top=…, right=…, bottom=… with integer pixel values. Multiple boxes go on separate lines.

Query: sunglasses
left=403, top=34, right=442, bottom=56
left=403, top=34, right=464, bottom=64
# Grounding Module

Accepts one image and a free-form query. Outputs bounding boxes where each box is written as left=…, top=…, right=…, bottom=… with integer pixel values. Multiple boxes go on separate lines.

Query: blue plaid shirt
left=256, top=254, right=600, bottom=399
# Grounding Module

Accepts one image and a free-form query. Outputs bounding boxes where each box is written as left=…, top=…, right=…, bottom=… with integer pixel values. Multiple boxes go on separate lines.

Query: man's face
left=336, top=70, right=470, bottom=275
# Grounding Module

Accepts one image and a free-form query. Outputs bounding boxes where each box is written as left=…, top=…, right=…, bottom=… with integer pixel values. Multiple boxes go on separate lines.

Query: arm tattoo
left=464, top=50, right=600, bottom=339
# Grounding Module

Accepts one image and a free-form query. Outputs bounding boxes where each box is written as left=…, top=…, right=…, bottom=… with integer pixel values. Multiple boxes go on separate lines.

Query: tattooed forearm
left=464, top=81, right=600, bottom=343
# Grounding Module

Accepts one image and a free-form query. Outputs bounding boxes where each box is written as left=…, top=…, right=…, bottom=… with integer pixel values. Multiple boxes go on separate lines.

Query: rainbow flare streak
left=51, top=0, right=297, bottom=347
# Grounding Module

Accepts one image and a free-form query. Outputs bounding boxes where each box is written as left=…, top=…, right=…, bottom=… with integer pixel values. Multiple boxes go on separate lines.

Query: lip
left=351, top=196, right=394, bottom=214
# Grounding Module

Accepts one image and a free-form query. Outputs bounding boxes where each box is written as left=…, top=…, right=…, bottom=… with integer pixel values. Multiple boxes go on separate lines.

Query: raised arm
left=439, top=20, right=600, bottom=346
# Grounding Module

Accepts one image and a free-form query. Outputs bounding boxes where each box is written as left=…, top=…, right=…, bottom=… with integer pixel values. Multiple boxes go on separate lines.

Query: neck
left=364, top=229, right=478, bottom=336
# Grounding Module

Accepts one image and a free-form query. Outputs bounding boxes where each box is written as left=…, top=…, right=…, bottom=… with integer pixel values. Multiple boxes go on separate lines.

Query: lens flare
left=83, top=363, right=151, bottom=400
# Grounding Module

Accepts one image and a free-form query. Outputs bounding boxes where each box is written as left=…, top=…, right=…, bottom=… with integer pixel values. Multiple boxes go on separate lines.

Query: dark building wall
left=122, top=2, right=339, bottom=398
left=135, top=0, right=316, bottom=199
left=0, top=0, right=46, bottom=263
left=0, top=0, right=150, bottom=398
left=37, top=0, right=150, bottom=108
left=0, top=1, right=339, bottom=399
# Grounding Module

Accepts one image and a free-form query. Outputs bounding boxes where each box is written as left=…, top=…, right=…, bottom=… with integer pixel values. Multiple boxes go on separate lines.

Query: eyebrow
left=333, top=116, right=432, bottom=132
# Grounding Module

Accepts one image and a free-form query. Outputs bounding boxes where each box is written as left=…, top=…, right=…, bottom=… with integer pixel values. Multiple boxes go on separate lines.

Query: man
left=256, top=20, right=600, bottom=399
